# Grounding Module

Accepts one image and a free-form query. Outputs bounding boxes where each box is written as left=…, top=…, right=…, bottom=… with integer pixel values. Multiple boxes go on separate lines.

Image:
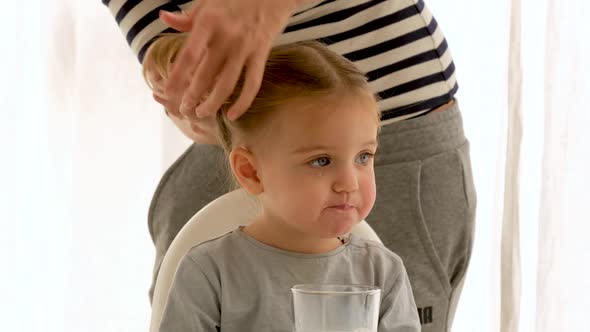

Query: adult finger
left=153, top=93, right=182, bottom=118
left=193, top=46, right=248, bottom=118
left=164, top=21, right=210, bottom=101
left=180, top=35, right=233, bottom=119
left=159, top=10, right=192, bottom=32
left=226, top=46, right=268, bottom=121
left=152, top=92, right=166, bottom=105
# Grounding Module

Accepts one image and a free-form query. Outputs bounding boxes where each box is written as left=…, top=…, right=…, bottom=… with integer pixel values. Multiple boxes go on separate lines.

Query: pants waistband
left=376, top=102, right=466, bottom=165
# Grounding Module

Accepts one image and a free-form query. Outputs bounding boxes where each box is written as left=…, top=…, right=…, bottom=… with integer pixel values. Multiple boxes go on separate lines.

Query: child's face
left=254, top=91, right=379, bottom=240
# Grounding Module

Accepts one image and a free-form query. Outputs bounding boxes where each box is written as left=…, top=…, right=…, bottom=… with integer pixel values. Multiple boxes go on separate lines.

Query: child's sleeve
left=158, top=254, right=221, bottom=332
left=101, top=0, right=190, bottom=63
left=378, top=264, right=421, bottom=332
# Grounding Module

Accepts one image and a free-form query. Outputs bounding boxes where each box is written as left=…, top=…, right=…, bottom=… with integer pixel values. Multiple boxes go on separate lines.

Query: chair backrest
left=149, top=189, right=382, bottom=332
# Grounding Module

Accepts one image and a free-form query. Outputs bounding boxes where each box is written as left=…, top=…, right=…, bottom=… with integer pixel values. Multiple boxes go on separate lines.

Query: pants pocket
left=417, top=141, right=476, bottom=290
left=370, top=161, right=451, bottom=331
left=369, top=142, right=476, bottom=331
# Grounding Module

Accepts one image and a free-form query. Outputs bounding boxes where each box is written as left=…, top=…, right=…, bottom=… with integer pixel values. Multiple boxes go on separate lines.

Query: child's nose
left=332, top=166, right=359, bottom=193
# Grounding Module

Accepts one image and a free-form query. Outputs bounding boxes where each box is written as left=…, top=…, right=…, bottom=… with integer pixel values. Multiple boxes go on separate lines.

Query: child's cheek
left=362, top=175, right=377, bottom=218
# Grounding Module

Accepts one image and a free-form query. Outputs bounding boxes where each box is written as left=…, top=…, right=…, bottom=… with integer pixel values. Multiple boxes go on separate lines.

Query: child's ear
left=229, top=147, right=263, bottom=195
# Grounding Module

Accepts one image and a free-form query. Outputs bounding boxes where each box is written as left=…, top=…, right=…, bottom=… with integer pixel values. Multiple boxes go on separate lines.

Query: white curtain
left=1, top=0, right=588, bottom=331
left=535, top=0, right=590, bottom=331
left=2, top=1, right=190, bottom=331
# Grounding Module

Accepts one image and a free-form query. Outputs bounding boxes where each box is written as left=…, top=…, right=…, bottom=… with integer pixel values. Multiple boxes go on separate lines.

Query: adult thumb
left=160, top=10, right=192, bottom=32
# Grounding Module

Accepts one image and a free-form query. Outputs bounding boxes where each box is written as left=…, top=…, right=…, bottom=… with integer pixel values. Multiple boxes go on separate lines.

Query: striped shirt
left=102, top=0, right=458, bottom=122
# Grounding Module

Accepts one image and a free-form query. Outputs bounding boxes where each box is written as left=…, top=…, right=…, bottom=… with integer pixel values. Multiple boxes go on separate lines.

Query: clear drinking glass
left=291, top=284, right=381, bottom=332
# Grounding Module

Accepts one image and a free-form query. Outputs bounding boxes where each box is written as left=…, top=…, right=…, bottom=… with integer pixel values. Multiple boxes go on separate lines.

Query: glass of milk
left=291, top=284, right=381, bottom=332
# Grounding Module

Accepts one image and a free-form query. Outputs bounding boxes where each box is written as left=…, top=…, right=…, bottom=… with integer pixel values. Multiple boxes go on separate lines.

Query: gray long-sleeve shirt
left=160, top=228, right=420, bottom=331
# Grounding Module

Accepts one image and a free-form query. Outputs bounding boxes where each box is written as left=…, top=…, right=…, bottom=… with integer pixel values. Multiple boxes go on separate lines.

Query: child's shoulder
left=184, top=229, right=244, bottom=262
left=347, top=236, right=405, bottom=267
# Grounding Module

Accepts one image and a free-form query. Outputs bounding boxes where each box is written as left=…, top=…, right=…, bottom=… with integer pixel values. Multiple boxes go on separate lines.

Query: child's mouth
left=327, top=204, right=355, bottom=211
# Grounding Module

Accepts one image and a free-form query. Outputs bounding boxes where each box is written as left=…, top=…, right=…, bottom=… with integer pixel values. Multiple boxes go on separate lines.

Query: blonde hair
left=143, top=35, right=380, bottom=188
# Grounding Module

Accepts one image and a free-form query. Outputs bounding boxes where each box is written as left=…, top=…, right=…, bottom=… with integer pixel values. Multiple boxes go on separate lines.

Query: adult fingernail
left=194, top=105, right=204, bottom=117
left=180, top=102, right=190, bottom=116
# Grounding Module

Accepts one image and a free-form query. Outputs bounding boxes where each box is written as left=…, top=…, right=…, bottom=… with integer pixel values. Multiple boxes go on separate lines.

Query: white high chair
left=149, top=189, right=383, bottom=332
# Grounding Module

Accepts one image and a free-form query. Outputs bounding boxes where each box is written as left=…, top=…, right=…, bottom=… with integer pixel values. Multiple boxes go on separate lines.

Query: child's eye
left=356, top=152, right=375, bottom=164
left=310, top=157, right=331, bottom=167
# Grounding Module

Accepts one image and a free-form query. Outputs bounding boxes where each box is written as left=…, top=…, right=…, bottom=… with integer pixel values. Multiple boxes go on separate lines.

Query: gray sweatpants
left=368, top=103, right=476, bottom=331
left=147, top=102, right=476, bottom=332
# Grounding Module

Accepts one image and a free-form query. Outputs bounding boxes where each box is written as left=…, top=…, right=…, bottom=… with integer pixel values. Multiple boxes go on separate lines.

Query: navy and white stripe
left=103, top=0, right=458, bottom=122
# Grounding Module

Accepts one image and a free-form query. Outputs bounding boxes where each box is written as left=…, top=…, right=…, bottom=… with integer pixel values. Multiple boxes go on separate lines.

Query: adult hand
left=160, top=0, right=302, bottom=121
left=149, top=70, right=219, bottom=143
left=147, top=69, right=182, bottom=118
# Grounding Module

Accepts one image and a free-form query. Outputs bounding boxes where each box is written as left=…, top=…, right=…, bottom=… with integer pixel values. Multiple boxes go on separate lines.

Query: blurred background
left=1, top=0, right=588, bottom=331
